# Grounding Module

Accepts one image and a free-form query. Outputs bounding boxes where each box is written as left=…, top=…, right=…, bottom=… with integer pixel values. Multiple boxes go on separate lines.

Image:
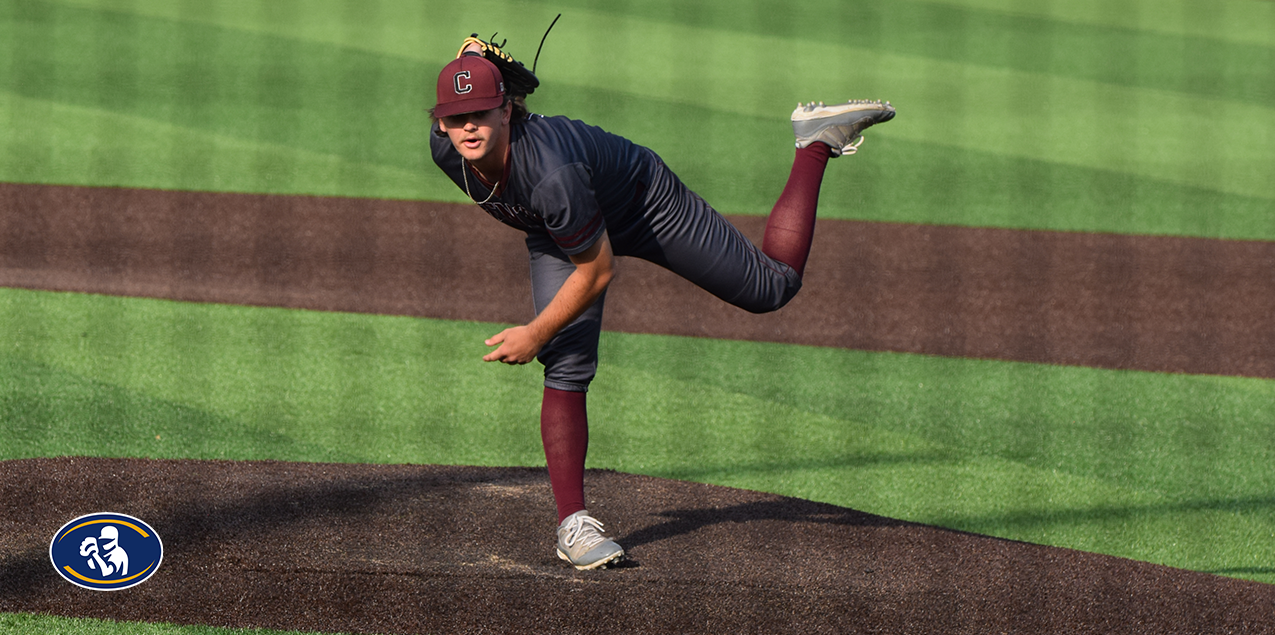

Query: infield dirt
left=3, top=182, right=1274, bottom=378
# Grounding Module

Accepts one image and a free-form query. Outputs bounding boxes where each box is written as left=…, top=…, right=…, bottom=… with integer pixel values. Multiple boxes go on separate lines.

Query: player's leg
left=540, top=386, right=587, bottom=519
left=526, top=234, right=625, bottom=569
left=621, top=100, right=894, bottom=314
left=619, top=153, right=803, bottom=313
left=762, top=100, right=897, bottom=277
left=529, top=242, right=606, bottom=400
left=527, top=236, right=602, bottom=523
left=759, top=144, right=831, bottom=278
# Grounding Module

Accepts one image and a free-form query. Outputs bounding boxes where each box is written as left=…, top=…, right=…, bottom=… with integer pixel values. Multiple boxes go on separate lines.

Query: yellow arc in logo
left=62, top=562, right=155, bottom=585
left=58, top=518, right=151, bottom=540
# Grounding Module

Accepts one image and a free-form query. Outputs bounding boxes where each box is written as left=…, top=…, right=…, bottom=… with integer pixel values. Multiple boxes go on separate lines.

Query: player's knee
left=730, top=274, right=802, bottom=314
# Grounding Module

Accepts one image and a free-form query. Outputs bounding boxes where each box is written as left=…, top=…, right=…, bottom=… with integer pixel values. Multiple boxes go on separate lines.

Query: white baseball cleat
left=556, top=510, right=625, bottom=570
left=792, top=99, right=896, bottom=157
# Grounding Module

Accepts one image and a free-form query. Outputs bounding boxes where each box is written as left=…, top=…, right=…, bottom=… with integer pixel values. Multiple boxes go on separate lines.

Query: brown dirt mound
left=3, top=457, right=1271, bottom=634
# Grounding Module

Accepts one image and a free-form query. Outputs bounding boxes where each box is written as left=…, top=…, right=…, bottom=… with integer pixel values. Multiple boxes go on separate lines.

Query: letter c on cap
left=453, top=71, right=473, bottom=95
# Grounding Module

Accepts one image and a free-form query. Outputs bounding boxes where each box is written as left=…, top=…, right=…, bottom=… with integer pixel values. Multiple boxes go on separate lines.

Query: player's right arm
left=483, top=231, right=615, bottom=365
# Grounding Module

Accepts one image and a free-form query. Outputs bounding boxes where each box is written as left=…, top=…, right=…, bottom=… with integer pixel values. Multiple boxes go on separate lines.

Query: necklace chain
left=462, top=159, right=500, bottom=205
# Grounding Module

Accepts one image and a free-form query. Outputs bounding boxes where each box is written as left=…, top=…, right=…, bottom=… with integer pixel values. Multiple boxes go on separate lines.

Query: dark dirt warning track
left=3, top=182, right=1275, bottom=633
left=2, top=181, right=1274, bottom=378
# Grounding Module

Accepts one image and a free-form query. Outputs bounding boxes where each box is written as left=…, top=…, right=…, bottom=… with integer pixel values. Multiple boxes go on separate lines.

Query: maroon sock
left=761, top=143, right=833, bottom=278
left=540, top=387, right=589, bottom=524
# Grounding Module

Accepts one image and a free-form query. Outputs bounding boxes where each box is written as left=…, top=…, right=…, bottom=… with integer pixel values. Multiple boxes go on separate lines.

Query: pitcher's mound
left=1, top=457, right=1269, bottom=634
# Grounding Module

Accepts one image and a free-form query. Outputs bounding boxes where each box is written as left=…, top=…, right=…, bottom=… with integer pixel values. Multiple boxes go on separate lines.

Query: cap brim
left=432, top=95, right=505, bottom=119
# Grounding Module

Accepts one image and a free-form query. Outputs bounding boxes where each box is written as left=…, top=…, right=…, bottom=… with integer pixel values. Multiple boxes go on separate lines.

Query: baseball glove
left=457, top=34, right=540, bottom=97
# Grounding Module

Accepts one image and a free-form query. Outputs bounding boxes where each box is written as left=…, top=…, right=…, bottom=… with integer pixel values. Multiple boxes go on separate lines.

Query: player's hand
left=483, top=326, right=543, bottom=364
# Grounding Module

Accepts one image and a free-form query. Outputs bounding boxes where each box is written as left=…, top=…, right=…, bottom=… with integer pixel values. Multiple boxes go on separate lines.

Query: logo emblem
left=453, top=70, right=473, bottom=94
left=49, top=513, right=163, bottom=591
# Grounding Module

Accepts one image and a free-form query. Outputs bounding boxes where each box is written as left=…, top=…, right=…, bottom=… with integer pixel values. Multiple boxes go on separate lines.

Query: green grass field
left=0, top=613, right=330, bottom=635
left=3, top=1, right=1274, bottom=633
left=4, top=0, right=1273, bottom=237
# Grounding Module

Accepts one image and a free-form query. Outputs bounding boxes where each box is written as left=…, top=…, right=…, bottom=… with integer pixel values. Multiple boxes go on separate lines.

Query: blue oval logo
left=49, top=513, right=163, bottom=591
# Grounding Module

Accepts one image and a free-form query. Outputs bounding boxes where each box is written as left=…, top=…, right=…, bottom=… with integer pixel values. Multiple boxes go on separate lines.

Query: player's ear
left=430, top=107, right=448, bottom=137
left=501, top=99, right=513, bottom=125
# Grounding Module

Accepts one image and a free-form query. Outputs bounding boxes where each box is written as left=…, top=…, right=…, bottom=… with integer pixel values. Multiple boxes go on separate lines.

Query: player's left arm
left=483, top=231, right=615, bottom=364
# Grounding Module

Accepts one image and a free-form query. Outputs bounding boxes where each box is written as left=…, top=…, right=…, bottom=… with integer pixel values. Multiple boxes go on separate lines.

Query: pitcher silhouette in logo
left=80, top=525, right=130, bottom=577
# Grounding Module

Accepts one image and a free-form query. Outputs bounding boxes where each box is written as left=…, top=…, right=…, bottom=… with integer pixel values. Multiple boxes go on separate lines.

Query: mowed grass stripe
left=53, top=0, right=1275, bottom=70
left=0, top=613, right=333, bottom=635
left=552, top=84, right=1275, bottom=239
left=925, top=0, right=1275, bottom=48
left=47, top=0, right=540, bottom=63
left=1, top=2, right=435, bottom=177
left=4, top=73, right=1272, bottom=239
left=4, top=287, right=1275, bottom=581
left=448, top=1, right=1274, bottom=204
left=0, top=89, right=425, bottom=199
left=597, top=328, right=1275, bottom=504
left=520, top=9, right=1274, bottom=203
left=546, top=0, right=1275, bottom=106
left=3, top=0, right=1272, bottom=239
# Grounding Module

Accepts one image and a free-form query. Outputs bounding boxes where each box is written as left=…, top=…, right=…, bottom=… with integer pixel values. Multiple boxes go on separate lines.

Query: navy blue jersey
left=432, top=111, right=804, bottom=392
left=431, top=113, right=653, bottom=256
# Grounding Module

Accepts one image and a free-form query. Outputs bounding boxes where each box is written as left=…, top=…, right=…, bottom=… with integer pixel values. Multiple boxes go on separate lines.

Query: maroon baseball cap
left=433, top=55, right=506, bottom=118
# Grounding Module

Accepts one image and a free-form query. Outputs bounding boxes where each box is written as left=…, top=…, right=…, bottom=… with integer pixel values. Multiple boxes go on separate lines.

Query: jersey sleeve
left=530, top=162, right=606, bottom=256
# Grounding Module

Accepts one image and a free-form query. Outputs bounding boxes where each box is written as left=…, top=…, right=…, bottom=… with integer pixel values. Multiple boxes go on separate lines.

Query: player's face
left=439, top=103, right=511, bottom=164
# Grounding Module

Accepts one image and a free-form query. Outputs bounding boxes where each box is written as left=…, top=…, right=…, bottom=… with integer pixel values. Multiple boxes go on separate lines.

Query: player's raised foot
left=556, top=510, right=625, bottom=570
left=792, top=99, right=896, bottom=157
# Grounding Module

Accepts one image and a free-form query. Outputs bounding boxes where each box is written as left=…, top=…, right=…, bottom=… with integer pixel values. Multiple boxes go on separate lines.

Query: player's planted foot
left=792, top=99, right=896, bottom=157
left=556, top=510, right=625, bottom=570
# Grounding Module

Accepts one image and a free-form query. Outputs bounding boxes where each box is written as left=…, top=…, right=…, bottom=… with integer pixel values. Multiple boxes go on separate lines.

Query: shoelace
left=842, top=135, right=866, bottom=155
left=562, top=514, right=608, bottom=551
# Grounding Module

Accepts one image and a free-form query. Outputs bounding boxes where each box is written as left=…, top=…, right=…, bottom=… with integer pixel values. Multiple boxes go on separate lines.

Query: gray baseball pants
left=529, top=150, right=802, bottom=393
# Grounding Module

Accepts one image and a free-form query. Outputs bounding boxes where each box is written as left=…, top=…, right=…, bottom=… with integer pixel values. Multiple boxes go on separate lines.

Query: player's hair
left=510, top=95, right=529, bottom=123
left=430, top=96, right=528, bottom=137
